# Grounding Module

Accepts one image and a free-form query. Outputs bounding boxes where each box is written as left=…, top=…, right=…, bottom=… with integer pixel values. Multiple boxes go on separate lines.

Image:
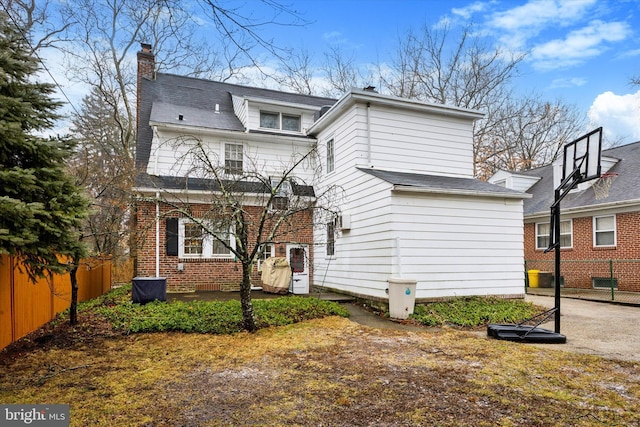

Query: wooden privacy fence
left=0, top=255, right=112, bottom=350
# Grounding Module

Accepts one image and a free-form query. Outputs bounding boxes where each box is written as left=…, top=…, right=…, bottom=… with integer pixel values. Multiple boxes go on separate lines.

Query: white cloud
left=489, top=0, right=595, bottom=32
left=451, top=1, right=491, bottom=19
left=530, top=20, right=630, bottom=70
left=548, top=77, right=587, bottom=89
left=588, top=90, right=640, bottom=145
left=323, top=31, right=343, bottom=42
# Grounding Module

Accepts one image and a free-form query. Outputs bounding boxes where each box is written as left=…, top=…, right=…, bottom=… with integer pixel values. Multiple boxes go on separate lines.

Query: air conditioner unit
left=335, top=213, right=351, bottom=231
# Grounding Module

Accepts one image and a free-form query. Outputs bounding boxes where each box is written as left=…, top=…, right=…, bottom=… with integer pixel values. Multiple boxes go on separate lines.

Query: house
left=134, top=43, right=529, bottom=302
left=134, top=44, right=334, bottom=293
left=490, top=141, right=640, bottom=292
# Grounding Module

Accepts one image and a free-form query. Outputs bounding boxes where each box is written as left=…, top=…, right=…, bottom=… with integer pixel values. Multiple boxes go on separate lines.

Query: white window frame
left=224, top=142, right=243, bottom=175
left=536, top=220, right=572, bottom=250
left=178, top=219, right=235, bottom=259
left=326, top=222, right=335, bottom=257
left=259, top=111, right=301, bottom=132
left=257, top=243, right=276, bottom=271
left=326, top=138, right=335, bottom=174
left=269, top=177, right=292, bottom=211
left=593, top=214, right=616, bottom=247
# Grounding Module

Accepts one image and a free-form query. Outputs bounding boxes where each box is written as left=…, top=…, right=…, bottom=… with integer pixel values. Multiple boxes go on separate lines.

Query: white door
left=287, top=244, right=309, bottom=294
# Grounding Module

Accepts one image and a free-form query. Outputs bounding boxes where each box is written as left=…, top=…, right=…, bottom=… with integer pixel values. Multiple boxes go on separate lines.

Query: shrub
left=411, top=297, right=541, bottom=327
left=92, top=287, right=350, bottom=334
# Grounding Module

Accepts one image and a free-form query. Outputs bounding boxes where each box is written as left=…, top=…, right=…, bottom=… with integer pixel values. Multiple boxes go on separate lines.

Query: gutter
left=392, top=185, right=531, bottom=199
left=525, top=198, right=640, bottom=220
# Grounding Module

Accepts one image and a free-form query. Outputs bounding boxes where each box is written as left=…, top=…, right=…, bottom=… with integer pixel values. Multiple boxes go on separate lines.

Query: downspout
left=152, top=126, right=159, bottom=174
left=155, top=191, right=160, bottom=278
left=395, top=236, right=402, bottom=278
left=366, top=102, right=372, bottom=166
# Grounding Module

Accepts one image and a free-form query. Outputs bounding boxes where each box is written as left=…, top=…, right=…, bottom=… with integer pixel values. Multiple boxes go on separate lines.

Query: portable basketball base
left=488, top=127, right=603, bottom=344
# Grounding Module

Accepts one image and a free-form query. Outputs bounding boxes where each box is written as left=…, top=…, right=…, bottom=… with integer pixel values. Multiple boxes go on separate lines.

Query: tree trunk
left=69, top=263, right=79, bottom=325
left=240, top=261, right=256, bottom=332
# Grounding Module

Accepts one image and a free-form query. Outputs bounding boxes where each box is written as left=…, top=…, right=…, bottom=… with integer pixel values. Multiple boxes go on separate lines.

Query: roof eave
left=308, top=90, right=484, bottom=135
left=525, top=198, right=640, bottom=220
left=392, top=185, right=530, bottom=199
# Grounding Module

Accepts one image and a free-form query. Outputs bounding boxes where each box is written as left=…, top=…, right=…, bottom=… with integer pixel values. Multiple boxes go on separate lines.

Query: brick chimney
left=136, top=43, right=155, bottom=130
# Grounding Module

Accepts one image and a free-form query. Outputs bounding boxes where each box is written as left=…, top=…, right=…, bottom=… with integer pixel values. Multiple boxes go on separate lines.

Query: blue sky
left=36, top=0, right=639, bottom=146
left=253, top=0, right=640, bottom=145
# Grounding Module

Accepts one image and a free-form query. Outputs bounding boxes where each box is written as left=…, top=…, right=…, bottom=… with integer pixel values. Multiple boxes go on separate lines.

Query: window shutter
left=166, top=218, right=178, bottom=256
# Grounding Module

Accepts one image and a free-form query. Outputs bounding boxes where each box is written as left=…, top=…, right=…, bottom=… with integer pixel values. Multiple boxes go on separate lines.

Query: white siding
left=147, top=127, right=317, bottom=183
left=314, top=170, right=395, bottom=298
left=231, top=95, right=247, bottom=127
left=245, top=103, right=317, bottom=134
left=314, top=169, right=526, bottom=299
left=389, top=193, right=525, bottom=299
left=368, top=104, right=475, bottom=177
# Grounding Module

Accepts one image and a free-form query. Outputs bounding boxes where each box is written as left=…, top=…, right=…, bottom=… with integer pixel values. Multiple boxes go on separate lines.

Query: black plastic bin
left=132, top=277, right=167, bottom=304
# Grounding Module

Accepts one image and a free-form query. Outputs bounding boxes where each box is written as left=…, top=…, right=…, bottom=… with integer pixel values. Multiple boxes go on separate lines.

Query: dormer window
left=260, top=111, right=301, bottom=132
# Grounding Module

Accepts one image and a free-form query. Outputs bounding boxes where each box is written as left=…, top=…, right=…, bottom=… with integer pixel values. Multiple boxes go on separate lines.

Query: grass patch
left=411, top=296, right=541, bottom=327
left=91, top=285, right=349, bottom=334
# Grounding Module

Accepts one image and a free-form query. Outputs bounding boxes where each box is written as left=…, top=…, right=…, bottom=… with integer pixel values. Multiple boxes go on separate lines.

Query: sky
left=30, top=0, right=640, bottom=147
left=253, top=0, right=640, bottom=146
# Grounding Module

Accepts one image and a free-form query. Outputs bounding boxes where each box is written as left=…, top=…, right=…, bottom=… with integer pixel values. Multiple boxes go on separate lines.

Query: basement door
left=287, top=244, right=309, bottom=294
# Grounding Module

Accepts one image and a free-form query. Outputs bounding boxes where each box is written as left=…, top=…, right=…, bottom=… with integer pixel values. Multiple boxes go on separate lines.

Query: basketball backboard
left=562, top=127, right=602, bottom=184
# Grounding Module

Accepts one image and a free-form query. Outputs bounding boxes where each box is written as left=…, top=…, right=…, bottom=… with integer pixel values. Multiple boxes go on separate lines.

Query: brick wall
left=135, top=201, right=314, bottom=292
left=525, top=210, right=640, bottom=291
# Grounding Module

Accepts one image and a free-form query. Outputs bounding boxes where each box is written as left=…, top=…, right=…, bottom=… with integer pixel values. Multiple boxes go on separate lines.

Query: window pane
left=225, top=144, right=243, bottom=174
left=261, top=244, right=273, bottom=261
left=211, top=230, right=230, bottom=255
left=290, top=248, right=305, bottom=272
left=596, top=216, right=614, bottom=230
left=536, top=223, right=549, bottom=249
left=559, top=234, right=572, bottom=248
left=537, top=223, right=549, bottom=236
left=260, top=112, right=278, bottom=129
left=326, top=139, right=334, bottom=173
left=596, top=231, right=615, bottom=246
left=326, top=222, right=335, bottom=256
left=184, top=223, right=203, bottom=255
left=271, top=196, right=289, bottom=210
left=559, top=220, right=571, bottom=234
left=282, top=114, right=300, bottom=131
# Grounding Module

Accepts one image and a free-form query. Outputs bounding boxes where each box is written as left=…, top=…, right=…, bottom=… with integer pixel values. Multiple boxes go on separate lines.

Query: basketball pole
left=546, top=167, right=582, bottom=334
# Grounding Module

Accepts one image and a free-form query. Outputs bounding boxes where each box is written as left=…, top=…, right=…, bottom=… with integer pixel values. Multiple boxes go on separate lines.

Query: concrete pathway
left=525, top=294, right=640, bottom=362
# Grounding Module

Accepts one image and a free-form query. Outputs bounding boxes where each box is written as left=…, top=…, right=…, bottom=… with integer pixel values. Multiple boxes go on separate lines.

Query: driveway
left=525, top=295, right=640, bottom=362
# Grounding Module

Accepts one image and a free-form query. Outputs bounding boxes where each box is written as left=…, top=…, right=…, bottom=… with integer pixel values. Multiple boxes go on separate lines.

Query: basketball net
left=592, top=172, right=618, bottom=200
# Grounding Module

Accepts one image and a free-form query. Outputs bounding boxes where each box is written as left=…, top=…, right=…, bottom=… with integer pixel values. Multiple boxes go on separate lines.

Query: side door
left=286, top=244, right=309, bottom=294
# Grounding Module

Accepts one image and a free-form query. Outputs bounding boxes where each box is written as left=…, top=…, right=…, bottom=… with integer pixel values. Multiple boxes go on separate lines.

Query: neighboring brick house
left=134, top=43, right=529, bottom=300
left=490, top=141, right=640, bottom=292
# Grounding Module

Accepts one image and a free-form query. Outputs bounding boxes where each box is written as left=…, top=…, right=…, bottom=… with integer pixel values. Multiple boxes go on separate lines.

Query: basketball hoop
left=592, top=172, right=618, bottom=200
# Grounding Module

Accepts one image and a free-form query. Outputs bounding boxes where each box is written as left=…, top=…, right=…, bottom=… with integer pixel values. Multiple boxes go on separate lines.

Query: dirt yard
left=1, top=311, right=639, bottom=426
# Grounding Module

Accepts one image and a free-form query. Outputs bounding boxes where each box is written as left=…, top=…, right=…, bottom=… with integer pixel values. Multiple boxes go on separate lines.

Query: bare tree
left=154, top=138, right=340, bottom=331
left=475, top=96, right=585, bottom=179
left=276, top=47, right=317, bottom=95
left=69, top=86, right=133, bottom=259
left=375, top=22, right=590, bottom=177
left=1, top=0, right=73, bottom=50
left=321, top=45, right=362, bottom=97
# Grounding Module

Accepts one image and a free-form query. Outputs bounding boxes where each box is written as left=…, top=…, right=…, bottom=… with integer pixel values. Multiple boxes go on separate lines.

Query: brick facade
left=135, top=201, right=314, bottom=292
left=525, top=210, right=640, bottom=291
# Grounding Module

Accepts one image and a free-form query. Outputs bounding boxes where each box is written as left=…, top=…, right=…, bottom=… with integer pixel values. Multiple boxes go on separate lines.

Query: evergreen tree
left=0, top=12, right=89, bottom=280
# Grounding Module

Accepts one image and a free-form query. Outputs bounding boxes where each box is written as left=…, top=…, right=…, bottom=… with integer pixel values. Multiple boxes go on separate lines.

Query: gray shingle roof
left=520, top=141, right=640, bottom=216
left=136, top=174, right=315, bottom=197
left=135, top=73, right=336, bottom=188
left=359, top=168, right=527, bottom=198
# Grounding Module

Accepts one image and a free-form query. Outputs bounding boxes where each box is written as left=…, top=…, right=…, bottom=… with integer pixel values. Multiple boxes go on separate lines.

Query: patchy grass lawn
left=1, top=303, right=639, bottom=426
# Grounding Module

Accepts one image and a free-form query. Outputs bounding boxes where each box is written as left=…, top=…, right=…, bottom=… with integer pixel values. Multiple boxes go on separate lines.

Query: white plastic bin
left=388, top=278, right=417, bottom=320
